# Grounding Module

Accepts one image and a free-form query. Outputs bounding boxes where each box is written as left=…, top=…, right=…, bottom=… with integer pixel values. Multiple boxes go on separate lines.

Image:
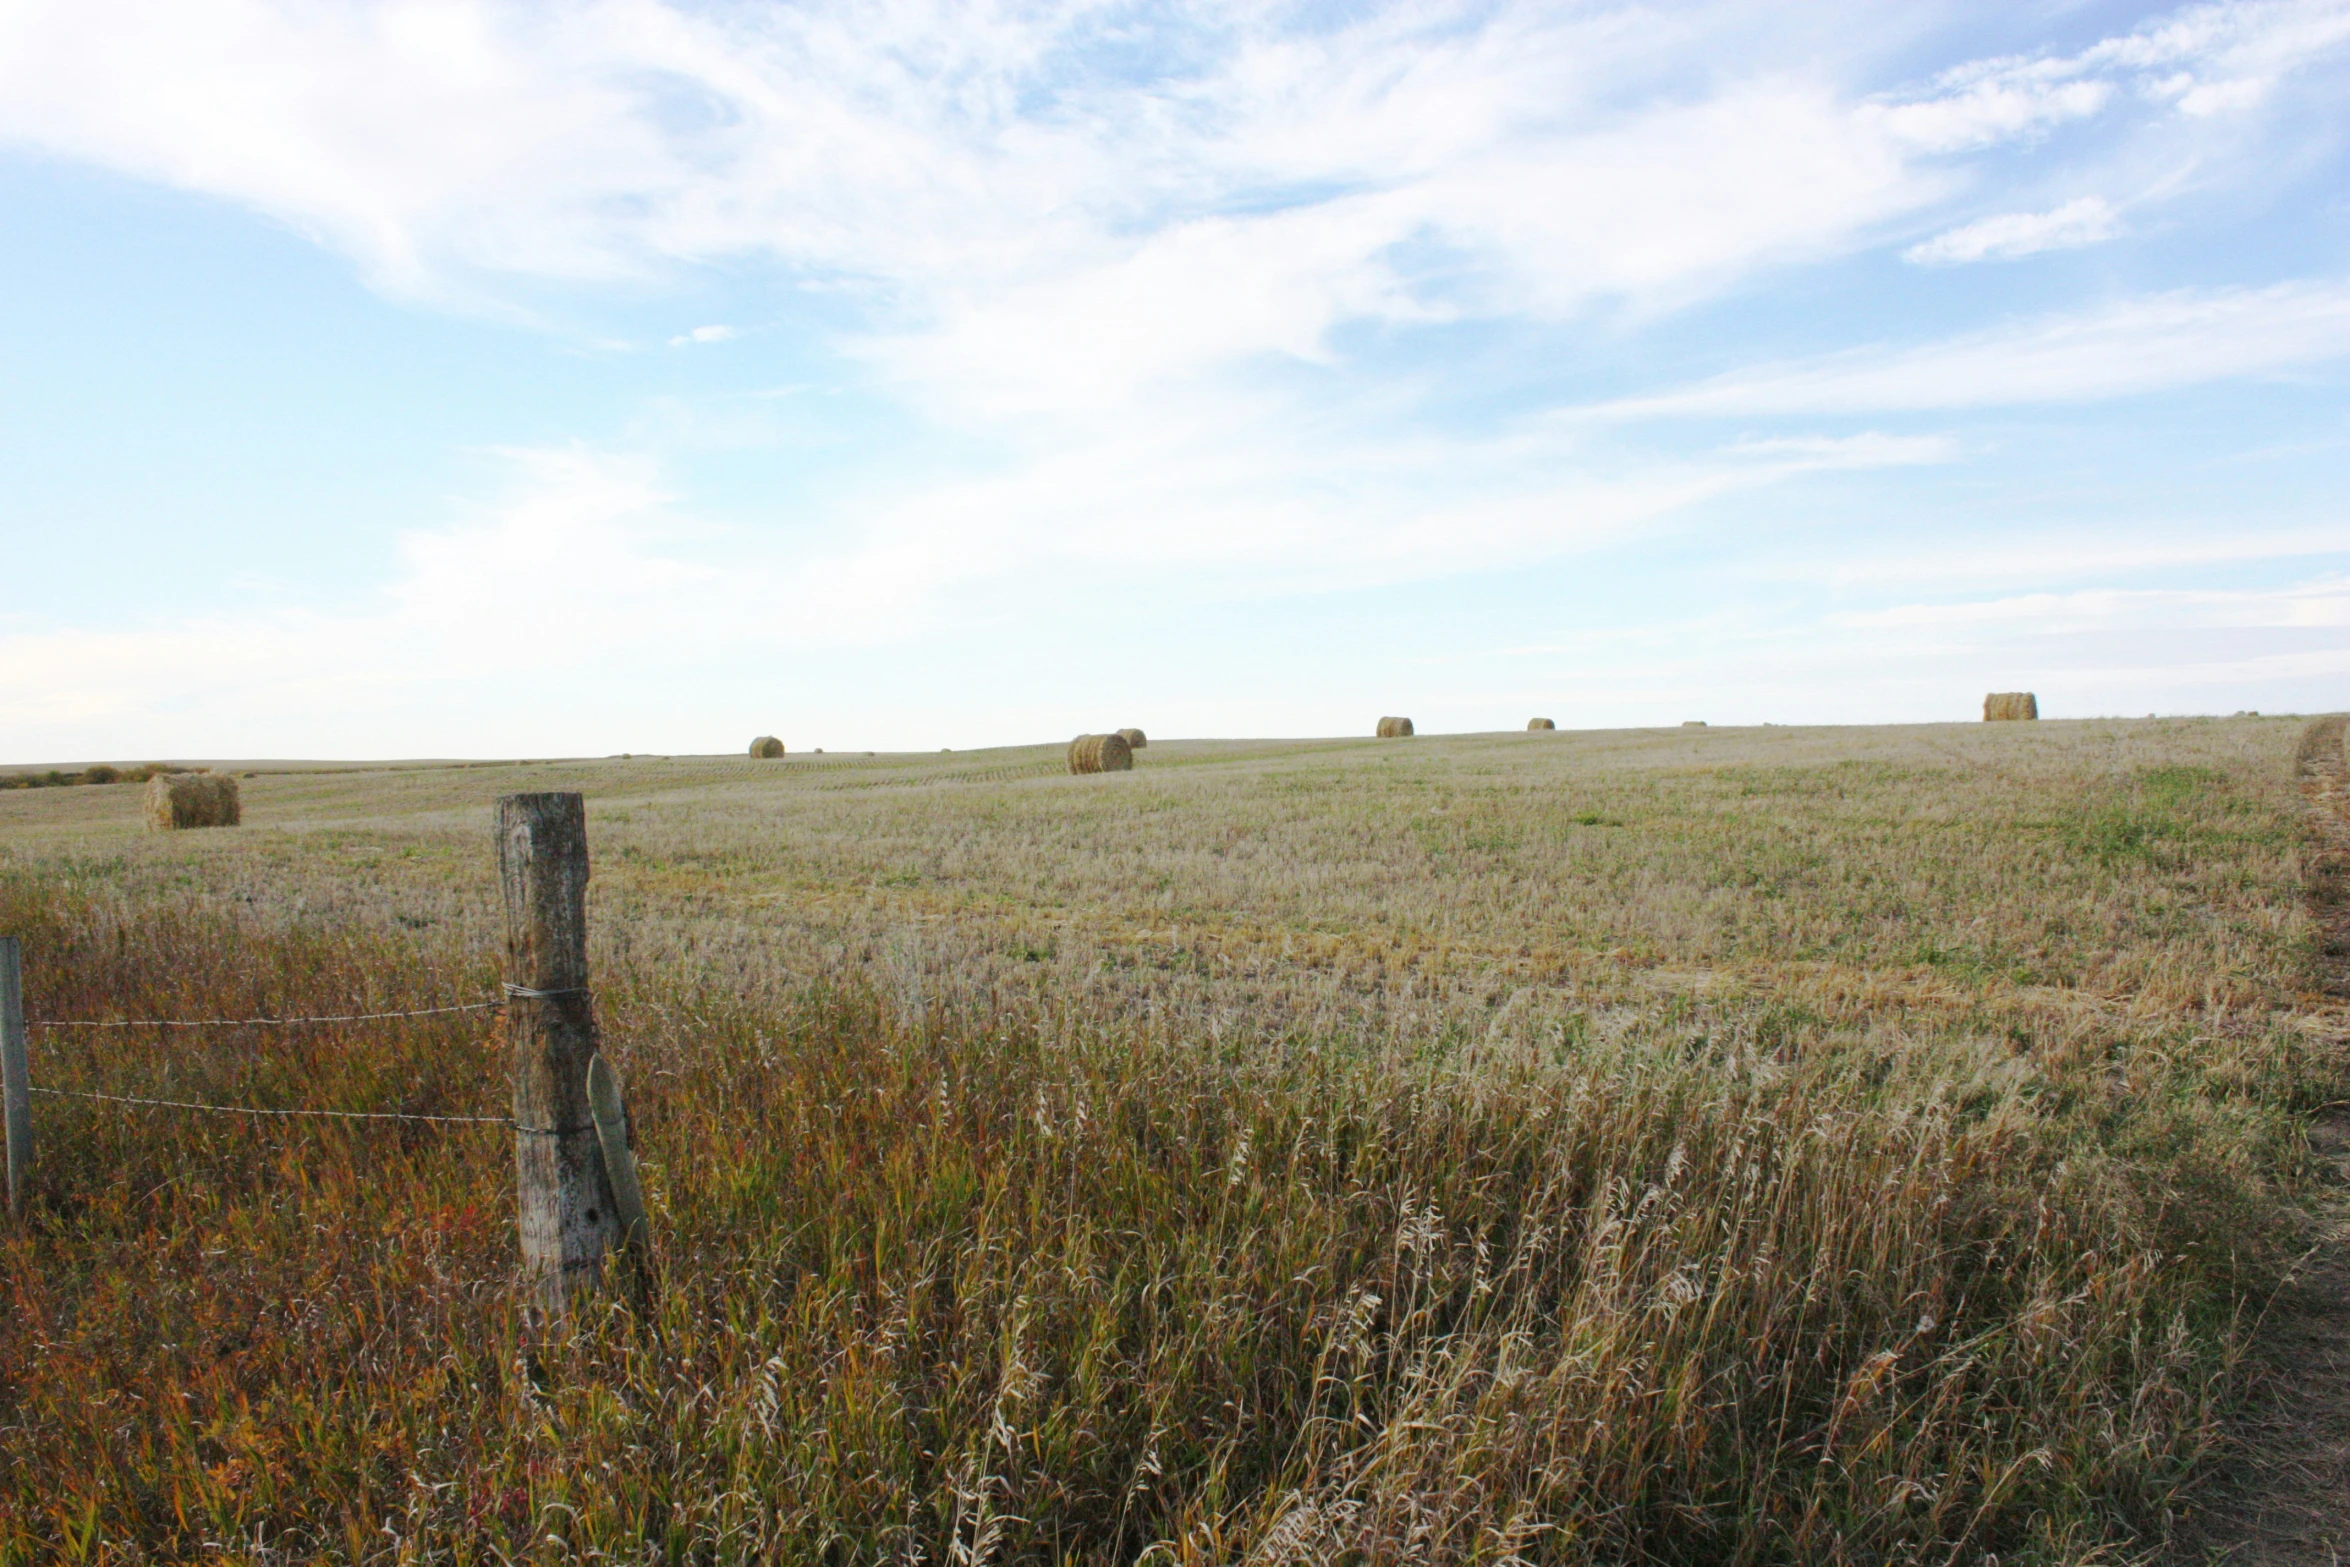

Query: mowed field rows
left=0, top=717, right=2342, bottom=1563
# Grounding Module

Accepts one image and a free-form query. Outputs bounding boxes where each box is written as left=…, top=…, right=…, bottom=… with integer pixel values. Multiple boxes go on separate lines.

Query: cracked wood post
left=497, top=792, right=620, bottom=1313
left=587, top=1053, right=653, bottom=1302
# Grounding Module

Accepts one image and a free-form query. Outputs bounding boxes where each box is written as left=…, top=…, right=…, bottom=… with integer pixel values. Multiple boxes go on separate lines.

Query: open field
left=1, top=717, right=2344, bottom=1562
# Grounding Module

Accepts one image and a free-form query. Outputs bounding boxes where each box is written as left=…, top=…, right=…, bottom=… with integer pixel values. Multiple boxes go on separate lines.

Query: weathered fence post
left=587, top=1053, right=652, bottom=1298
left=1, top=937, right=27, bottom=1219
left=497, top=793, right=620, bottom=1313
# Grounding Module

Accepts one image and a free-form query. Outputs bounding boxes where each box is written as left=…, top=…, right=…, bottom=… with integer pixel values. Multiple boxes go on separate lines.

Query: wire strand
left=28, top=1085, right=574, bottom=1134
left=30, top=1000, right=505, bottom=1029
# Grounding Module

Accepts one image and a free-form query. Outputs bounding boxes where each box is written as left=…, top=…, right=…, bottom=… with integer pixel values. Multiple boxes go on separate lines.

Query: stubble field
left=0, top=716, right=2342, bottom=1564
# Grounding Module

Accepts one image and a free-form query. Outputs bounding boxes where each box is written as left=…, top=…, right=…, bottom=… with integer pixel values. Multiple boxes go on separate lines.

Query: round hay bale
left=1067, top=733, right=1133, bottom=774
left=1682, top=720, right=1708, bottom=729
left=144, top=771, right=240, bottom=831
left=749, top=736, right=786, bottom=758
left=1527, top=718, right=1555, bottom=731
left=1375, top=716, right=1415, bottom=738
left=1115, top=727, right=1147, bottom=749
left=1982, top=692, right=2038, bottom=722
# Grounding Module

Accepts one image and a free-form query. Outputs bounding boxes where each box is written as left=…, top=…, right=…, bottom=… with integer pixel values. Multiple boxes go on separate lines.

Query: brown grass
left=0, top=716, right=2338, bottom=1562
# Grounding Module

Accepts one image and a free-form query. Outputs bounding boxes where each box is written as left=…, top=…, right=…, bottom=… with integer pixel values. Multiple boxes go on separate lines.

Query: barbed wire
left=20, top=988, right=599, bottom=1132
left=32, top=989, right=593, bottom=1029
left=30, top=1085, right=575, bottom=1134
left=28, top=1005, right=509, bottom=1029
left=30, top=1000, right=507, bottom=1029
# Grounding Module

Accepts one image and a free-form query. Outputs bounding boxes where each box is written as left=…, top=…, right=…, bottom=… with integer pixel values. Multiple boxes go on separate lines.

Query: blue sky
left=2, top=0, right=2346, bottom=760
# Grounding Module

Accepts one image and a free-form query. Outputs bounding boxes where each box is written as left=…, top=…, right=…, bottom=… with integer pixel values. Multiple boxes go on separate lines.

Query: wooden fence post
left=587, top=1053, right=651, bottom=1298
left=496, top=793, right=620, bottom=1313
left=1, top=937, right=27, bottom=1220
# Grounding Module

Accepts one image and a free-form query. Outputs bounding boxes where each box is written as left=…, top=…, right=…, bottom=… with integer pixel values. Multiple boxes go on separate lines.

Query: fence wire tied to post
left=502, top=984, right=588, bottom=1001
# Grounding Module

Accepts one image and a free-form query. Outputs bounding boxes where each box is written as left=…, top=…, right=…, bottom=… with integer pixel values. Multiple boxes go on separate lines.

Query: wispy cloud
left=1905, top=196, right=2121, bottom=264
left=2, top=0, right=2347, bottom=752
left=5, top=0, right=2343, bottom=399
left=0, top=417, right=1968, bottom=752
left=1581, top=279, right=2350, bottom=417
left=2085, top=0, right=2350, bottom=114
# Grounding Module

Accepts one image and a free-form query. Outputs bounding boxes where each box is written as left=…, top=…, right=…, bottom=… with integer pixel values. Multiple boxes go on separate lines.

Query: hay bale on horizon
left=1983, top=692, right=2039, bottom=722
left=1527, top=718, right=1555, bottom=731
left=1376, top=716, right=1415, bottom=738
left=1068, top=733, right=1133, bottom=774
left=1682, top=721, right=1708, bottom=729
left=144, top=771, right=239, bottom=831
left=749, top=736, right=786, bottom=758
left=1115, top=727, right=1148, bottom=749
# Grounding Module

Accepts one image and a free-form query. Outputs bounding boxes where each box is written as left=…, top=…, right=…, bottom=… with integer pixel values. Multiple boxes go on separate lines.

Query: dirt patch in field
left=2174, top=716, right=2350, bottom=1565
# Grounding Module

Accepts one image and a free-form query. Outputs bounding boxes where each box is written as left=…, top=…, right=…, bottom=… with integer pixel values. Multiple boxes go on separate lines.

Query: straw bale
left=1682, top=721, right=1708, bottom=729
left=1115, top=727, right=1148, bottom=749
left=1068, top=733, right=1133, bottom=774
left=144, top=771, right=240, bottom=831
left=750, top=736, right=786, bottom=758
left=1376, top=716, right=1415, bottom=738
left=1527, top=718, right=1555, bottom=731
left=1983, top=692, right=2039, bottom=722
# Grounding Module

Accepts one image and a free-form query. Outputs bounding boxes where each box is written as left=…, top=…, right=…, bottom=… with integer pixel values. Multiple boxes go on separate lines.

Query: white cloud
left=3, top=0, right=2349, bottom=754
left=1904, top=196, right=2120, bottom=264
left=1867, top=0, right=2350, bottom=155
left=2085, top=0, right=2350, bottom=114
left=1581, top=279, right=2350, bottom=417
left=0, top=414, right=1967, bottom=754
left=3, top=0, right=2340, bottom=413
left=1866, top=60, right=2113, bottom=153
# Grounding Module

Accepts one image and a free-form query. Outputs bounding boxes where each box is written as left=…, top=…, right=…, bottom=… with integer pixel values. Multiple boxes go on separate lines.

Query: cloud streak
left=1904, top=196, right=2121, bottom=264
left=1580, top=279, right=2350, bottom=417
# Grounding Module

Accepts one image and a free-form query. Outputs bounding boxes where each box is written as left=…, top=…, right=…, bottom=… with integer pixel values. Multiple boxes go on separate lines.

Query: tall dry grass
left=0, top=718, right=2339, bottom=1560
left=0, top=851, right=2335, bottom=1562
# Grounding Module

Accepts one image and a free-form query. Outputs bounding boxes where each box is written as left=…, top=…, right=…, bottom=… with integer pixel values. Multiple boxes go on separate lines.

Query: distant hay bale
left=144, top=771, right=240, bottom=831
left=1527, top=718, right=1555, bottom=731
left=1376, top=716, right=1415, bottom=738
left=749, top=736, right=786, bottom=758
left=1682, top=721, right=1708, bottom=729
left=1983, top=692, right=2039, bottom=722
left=1115, top=727, right=1148, bottom=749
left=1068, top=733, right=1133, bottom=774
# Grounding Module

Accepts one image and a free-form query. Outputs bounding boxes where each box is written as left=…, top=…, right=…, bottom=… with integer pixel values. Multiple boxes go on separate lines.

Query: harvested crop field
left=1, top=715, right=2344, bottom=1563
